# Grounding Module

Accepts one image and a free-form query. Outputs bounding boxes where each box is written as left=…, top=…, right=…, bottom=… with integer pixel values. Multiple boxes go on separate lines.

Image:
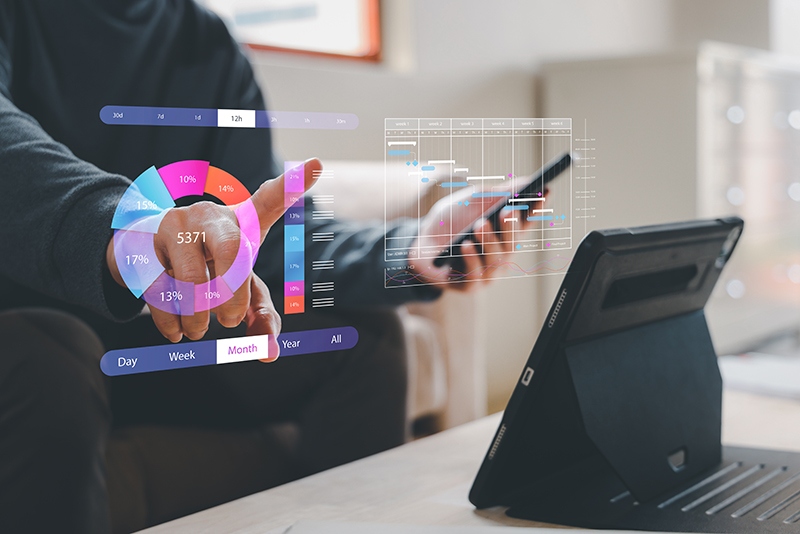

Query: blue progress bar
left=421, top=165, right=435, bottom=171
left=441, top=182, right=469, bottom=187
left=472, top=192, right=511, bottom=198
left=528, top=215, right=554, bottom=221
left=502, top=205, right=529, bottom=211
left=388, top=150, right=411, bottom=156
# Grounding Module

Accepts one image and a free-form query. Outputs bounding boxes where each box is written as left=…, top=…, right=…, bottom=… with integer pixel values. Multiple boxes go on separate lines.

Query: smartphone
left=432, top=152, right=572, bottom=268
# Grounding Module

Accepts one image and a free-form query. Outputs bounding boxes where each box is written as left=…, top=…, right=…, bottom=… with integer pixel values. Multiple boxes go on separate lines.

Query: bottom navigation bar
left=100, top=326, right=358, bottom=376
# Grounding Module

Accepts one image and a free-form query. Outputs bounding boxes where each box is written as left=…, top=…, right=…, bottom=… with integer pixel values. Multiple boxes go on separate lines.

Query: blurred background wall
left=223, top=0, right=800, bottom=415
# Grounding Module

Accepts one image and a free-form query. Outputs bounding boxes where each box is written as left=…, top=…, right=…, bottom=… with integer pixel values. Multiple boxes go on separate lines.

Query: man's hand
left=106, top=158, right=321, bottom=345
left=409, top=183, right=544, bottom=292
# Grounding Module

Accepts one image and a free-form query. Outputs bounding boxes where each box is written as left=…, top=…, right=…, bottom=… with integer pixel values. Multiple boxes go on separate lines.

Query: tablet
left=466, top=217, right=800, bottom=532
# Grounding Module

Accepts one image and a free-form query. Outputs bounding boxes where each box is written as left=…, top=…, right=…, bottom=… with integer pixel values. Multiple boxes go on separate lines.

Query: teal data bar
left=101, top=327, right=359, bottom=376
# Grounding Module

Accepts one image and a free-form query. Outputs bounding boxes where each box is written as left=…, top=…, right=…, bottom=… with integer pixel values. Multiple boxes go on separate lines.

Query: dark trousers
left=0, top=307, right=407, bottom=534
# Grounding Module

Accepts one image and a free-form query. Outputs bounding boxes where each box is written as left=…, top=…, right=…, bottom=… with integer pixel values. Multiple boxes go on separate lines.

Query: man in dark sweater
left=0, top=1, right=523, bottom=532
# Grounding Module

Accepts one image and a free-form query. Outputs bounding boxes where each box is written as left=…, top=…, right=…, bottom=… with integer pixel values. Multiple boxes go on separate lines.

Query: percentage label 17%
left=126, top=254, right=149, bottom=265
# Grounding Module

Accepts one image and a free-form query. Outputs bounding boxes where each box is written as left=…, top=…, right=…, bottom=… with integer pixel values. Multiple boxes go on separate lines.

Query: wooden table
left=139, top=390, right=800, bottom=533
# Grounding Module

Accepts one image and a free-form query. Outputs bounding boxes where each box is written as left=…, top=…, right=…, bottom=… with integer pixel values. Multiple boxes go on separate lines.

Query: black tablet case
left=469, top=218, right=800, bottom=533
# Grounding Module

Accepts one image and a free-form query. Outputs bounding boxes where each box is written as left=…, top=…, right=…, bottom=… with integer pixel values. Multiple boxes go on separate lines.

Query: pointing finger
left=250, top=158, right=321, bottom=240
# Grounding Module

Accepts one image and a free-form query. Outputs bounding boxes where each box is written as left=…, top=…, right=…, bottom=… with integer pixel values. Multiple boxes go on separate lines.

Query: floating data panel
left=384, top=118, right=580, bottom=288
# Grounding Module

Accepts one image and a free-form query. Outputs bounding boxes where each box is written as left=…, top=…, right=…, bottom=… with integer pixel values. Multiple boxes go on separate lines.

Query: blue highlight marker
left=502, top=205, right=529, bottom=211
left=421, top=178, right=429, bottom=183
left=388, top=150, right=411, bottom=156
left=421, top=165, right=435, bottom=171
left=472, top=192, right=511, bottom=198
left=441, top=182, right=469, bottom=188
left=528, top=215, right=554, bottom=221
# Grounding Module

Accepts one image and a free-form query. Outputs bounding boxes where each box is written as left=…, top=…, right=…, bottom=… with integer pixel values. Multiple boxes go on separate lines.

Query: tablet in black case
left=470, top=217, right=800, bottom=533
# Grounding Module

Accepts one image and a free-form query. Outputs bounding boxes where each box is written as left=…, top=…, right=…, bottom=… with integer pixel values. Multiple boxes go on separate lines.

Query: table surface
left=140, top=389, right=800, bottom=533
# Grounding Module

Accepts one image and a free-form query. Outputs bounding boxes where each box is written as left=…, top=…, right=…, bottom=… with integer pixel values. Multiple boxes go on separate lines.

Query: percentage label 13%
left=160, top=291, right=183, bottom=302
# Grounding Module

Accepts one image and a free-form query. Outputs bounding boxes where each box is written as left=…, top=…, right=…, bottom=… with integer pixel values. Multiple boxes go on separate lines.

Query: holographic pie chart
left=111, top=160, right=260, bottom=315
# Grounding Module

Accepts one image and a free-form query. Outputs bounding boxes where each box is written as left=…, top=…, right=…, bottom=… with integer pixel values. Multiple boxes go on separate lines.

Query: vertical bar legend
left=284, top=161, right=305, bottom=314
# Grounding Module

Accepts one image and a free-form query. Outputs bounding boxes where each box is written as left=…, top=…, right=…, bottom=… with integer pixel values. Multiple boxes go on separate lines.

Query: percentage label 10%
left=180, top=175, right=196, bottom=183
left=205, top=291, right=221, bottom=299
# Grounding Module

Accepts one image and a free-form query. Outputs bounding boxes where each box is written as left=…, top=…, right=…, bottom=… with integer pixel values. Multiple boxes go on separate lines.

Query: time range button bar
left=100, top=326, right=359, bottom=376
left=100, top=106, right=358, bottom=130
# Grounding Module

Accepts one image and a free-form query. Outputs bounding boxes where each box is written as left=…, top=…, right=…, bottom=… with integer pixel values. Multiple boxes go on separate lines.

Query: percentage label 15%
left=137, top=200, right=158, bottom=210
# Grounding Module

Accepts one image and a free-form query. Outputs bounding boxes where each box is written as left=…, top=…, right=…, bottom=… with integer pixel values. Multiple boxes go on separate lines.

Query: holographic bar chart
left=384, top=118, right=574, bottom=287
left=284, top=161, right=305, bottom=314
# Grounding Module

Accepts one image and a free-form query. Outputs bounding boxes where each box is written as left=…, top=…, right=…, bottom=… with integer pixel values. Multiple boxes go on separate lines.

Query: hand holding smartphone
left=431, top=153, right=572, bottom=268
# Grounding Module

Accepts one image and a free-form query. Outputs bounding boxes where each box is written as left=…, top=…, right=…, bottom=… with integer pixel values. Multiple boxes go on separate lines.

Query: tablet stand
left=505, top=310, right=800, bottom=533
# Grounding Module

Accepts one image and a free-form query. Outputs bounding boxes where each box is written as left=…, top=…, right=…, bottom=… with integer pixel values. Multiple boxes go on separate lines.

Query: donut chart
left=112, top=161, right=260, bottom=315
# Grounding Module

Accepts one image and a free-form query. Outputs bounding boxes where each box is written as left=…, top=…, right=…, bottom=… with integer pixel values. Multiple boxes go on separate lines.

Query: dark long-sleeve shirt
left=0, top=0, right=437, bottom=334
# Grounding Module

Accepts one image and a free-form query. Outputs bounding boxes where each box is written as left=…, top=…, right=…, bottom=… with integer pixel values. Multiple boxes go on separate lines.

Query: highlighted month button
left=217, top=335, right=275, bottom=364
left=100, top=327, right=358, bottom=376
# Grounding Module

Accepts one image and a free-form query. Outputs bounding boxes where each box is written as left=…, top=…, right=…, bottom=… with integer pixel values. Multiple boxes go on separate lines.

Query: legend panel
left=284, top=161, right=305, bottom=314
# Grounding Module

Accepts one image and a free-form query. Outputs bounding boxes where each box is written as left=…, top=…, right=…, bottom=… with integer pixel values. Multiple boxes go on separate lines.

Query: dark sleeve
left=0, top=6, right=142, bottom=321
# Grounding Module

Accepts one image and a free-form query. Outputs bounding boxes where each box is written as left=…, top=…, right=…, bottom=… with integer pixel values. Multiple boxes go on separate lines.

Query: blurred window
left=201, top=0, right=381, bottom=61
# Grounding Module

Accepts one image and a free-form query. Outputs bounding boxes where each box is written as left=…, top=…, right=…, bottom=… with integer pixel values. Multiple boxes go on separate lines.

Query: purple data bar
left=100, top=106, right=359, bottom=130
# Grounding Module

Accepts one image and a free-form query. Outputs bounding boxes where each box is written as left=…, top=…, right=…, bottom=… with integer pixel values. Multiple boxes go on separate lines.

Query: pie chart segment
left=143, top=272, right=196, bottom=316
left=204, top=166, right=251, bottom=205
left=194, top=276, right=235, bottom=312
left=113, top=228, right=166, bottom=298
left=234, top=198, right=261, bottom=262
left=157, top=160, right=209, bottom=200
left=111, top=166, right=176, bottom=230
left=222, top=234, right=255, bottom=293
